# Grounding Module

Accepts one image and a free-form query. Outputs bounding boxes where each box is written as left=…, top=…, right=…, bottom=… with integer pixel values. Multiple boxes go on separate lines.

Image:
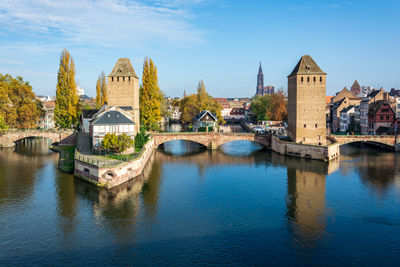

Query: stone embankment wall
left=271, top=136, right=340, bottom=161
left=74, top=137, right=155, bottom=188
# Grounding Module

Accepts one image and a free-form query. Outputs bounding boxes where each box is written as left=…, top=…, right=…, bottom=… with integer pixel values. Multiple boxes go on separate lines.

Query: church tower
left=287, top=55, right=327, bottom=145
left=107, top=58, right=140, bottom=132
left=256, top=62, right=264, bottom=95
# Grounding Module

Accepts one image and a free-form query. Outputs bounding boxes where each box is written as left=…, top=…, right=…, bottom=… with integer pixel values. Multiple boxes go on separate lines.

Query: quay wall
left=271, top=136, right=340, bottom=161
left=74, top=137, right=155, bottom=189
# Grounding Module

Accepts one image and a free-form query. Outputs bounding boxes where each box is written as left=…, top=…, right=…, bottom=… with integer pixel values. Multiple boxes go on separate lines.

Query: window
left=129, top=77, right=131, bottom=82
left=318, top=135, right=321, bottom=140
left=313, top=76, right=316, bottom=82
left=380, top=116, right=383, bottom=120
left=304, top=124, right=306, bottom=128
left=386, top=116, right=389, bottom=120
left=307, top=77, right=310, bottom=82
left=111, top=77, right=114, bottom=82
left=301, top=77, right=303, bottom=82
left=302, top=137, right=305, bottom=142
left=320, top=76, right=322, bottom=82
left=117, top=77, right=119, bottom=82
left=123, top=77, right=125, bottom=82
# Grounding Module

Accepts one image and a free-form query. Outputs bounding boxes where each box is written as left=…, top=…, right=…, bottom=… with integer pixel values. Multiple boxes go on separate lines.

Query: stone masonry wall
left=0, top=130, right=74, bottom=147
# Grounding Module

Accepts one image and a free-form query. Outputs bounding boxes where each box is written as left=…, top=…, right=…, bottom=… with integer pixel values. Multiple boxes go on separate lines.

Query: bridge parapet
left=152, top=132, right=270, bottom=149
left=329, top=134, right=398, bottom=147
left=0, top=129, right=74, bottom=147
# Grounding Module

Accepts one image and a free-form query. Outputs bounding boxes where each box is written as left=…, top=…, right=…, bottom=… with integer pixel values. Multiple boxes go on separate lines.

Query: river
left=0, top=139, right=400, bottom=265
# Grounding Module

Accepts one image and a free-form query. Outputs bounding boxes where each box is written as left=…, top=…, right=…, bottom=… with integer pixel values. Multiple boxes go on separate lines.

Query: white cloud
left=0, top=0, right=205, bottom=49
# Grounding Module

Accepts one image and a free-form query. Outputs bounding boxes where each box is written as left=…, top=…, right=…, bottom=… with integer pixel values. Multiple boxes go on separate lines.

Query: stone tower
left=107, top=58, right=140, bottom=132
left=287, top=55, right=327, bottom=145
left=351, top=80, right=361, bottom=96
left=256, top=62, right=264, bottom=95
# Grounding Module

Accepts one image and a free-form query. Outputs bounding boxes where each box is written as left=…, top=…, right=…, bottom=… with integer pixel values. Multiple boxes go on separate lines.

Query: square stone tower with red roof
left=287, top=55, right=327, bottom=145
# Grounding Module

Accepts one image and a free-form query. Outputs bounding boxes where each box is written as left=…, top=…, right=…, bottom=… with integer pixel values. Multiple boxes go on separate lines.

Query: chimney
left=383, top=92, right=389, bottom=103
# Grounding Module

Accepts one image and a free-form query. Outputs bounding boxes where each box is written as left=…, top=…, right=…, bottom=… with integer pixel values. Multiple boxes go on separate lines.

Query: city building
left=214, top=98, right=232, bottom=118
left=37, top=100, right=55, bottom=129
left=193, top=110, right=218, bottom=132
left=331, top=96, right=361, bottom=132
left=287, top=55, right=327, bottom=145
left=368, top=100, right=395, bottom=134
left=76, top=85, right=85, bottom=96
left=350, top=80, right=361, bottom=96
left=359, top=89, right=385, bottom=134
left=89, top=105, right=136, bottom=148
left=107, top=58, right=140, bottom=132
left=339, top=105, right=355, bottom=132
left=80, top=109, right=99, bottom=133
left=170, top=106, right=181, bottom=121
left=256, top=62, right=275, bottom=96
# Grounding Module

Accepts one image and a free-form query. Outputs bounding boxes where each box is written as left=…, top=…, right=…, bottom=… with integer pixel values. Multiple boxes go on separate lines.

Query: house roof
left=288, top=55, right=326, bottom=77
left=92, top=110, right=135, bottom=125
left=82, top=109, right=99, bottom=119
left=194, top=110, right=217, bottom=122
left=367, top=100, right=394, bottom=116
left=341, top=105, right=355, bottom=113
left=332, top=87, right=356, bottom=103
left=326, top=96, right=334, bottom=104
left=213, top=98, right=230, bottom=109
left=118, top=106, right=133, bottom=111
left=367, top=89, right=383, bottom=99
left=109, top=58, right=138, bottom=78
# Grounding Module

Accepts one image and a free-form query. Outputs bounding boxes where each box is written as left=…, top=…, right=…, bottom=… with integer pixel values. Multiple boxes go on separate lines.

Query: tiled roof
left=341, top=105, right=355, bottom=113
left=109, top=58, right=138, bottom=78
left=326, top=96, right=333, bottom=104
left=214, top=98, right=230, bottom=109
left=92, top=110, right=135, bottom=125
left=367, top=89, right=382, bottom=99
left=288, top=55, right=326, bottom=77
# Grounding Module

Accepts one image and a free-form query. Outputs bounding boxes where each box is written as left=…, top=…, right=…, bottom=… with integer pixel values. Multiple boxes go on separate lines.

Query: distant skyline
left=0, top=0, right=399, bottom=97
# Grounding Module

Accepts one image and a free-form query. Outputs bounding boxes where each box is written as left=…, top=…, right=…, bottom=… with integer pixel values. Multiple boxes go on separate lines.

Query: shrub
left=102, top=133, right=134, bottom=154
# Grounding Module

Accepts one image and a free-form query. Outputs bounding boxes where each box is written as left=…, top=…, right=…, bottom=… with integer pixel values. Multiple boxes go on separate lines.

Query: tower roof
left=109, top=58, right=138, bottom=78
left=258, top=62, right=263, bottom=74
left=288, top=55, right=326, bottom=77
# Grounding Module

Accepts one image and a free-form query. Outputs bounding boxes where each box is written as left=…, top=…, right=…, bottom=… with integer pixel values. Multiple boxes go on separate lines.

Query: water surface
left=0, top=139, right=399, bottom=266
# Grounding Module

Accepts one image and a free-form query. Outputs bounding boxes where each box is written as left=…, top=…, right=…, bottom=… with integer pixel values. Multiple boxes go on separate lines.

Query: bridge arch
left=0, top=130, right=74, bottom=148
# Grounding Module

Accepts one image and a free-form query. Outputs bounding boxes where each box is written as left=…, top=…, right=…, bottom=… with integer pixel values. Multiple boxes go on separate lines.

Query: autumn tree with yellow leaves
left=55, top=49, right=79, bottom=128
left=180, top=80, right=224, bottom=124
left=139, top=58, right=162, bottom=131
left=95, top=71, right=108, bottom=108
left=0, top=74, right=42, bottom=129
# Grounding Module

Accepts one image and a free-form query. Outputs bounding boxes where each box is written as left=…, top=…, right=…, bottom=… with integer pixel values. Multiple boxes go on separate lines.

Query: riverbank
left=74, top=137, right=155, bottom=188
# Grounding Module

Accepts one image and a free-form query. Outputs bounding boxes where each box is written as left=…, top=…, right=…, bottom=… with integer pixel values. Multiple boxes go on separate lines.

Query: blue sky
left=0, top=0, right=399, bottom=98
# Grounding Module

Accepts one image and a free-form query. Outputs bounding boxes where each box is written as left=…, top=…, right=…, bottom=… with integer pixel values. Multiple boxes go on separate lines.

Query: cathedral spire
left=258, top=61, right=263, bottom=75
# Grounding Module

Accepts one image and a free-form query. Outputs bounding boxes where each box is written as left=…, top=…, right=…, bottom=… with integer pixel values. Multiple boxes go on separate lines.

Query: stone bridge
left=152, top=132, right=271, bottom=149
left=0, top=130, right=74, bottom=147
left=330, top=134, right=399, bottom=149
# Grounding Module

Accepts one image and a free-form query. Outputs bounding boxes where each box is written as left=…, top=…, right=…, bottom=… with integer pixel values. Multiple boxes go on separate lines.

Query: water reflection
left=286, top=158, right=330, bottom=247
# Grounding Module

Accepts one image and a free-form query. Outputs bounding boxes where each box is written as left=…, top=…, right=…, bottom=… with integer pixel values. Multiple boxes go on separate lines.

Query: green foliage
left=135, top=126, right=149, bottom=150
left=0, top=74, right=41, bottom=129
left=55, top=49, right=79, bottom=129
left=0, top=114, right=8, bottom=132
left=101, top=133, right=134, bottom=154
left=179, top=80, right=224, bottom=124
left=251, top=92, right=287, bottom=122
left=140, top=58, right=162, bottom=131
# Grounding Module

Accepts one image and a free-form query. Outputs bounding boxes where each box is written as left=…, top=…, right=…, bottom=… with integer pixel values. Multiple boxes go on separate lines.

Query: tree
left=101, top=133, right=134, bottom=154
left=55, top=49, right=79, bottom=128
left=0, top=114, right=8, bottom=132
left=0, top=74, right=41, bottom=128
left=251, top=92, right=287, bottom=121
left=95, top=76, right=102, bottom=108
left=179, top=80, right=224, bottom=124
left=140, top=58, right=162, bottom=131
left=101, top=71, right=108, bottom=105
left=135, top=126, right=149, bottom=150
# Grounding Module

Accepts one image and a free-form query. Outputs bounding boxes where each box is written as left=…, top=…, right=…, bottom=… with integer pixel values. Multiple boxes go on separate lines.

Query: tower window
left=307, top=77, right=310, bottom=82
left=304, top=124, right=306, bottom=128
left=320, top=76, right=322, bottom=82
left=129, top=77, right=131, bottom=81
left=301, top=77, right=303, bottom=83
left=117, top=77, right=119, bottom=82
left=315, top=123, right=318, bottom=128
left=111, top=77, right=114, bottom=82
left=123, top=77, right=125, bottom=82
left=313, top=76, right=316, bottom=82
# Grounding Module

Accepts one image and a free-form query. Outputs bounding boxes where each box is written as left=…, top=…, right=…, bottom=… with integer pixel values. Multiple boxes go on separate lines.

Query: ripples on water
left=0, top=138, right=400, bottom=265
